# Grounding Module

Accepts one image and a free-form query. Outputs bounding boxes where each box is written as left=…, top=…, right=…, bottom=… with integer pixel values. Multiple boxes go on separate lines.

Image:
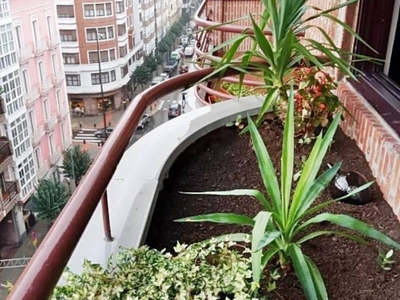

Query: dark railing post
left=101, top=190, right=113, bottom=242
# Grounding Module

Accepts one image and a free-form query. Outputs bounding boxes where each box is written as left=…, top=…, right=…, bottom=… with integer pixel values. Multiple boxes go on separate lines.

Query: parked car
left=163, top=57, right=179, bottom=73
left=184, top=46, right=194, bottom=57
left=180, top=35, right=189, bottom=45
left=186, top=28, right=193, bottom=35
left=168, top=103, right=182, bottom=118
left=179, top=64, right=189, bottom=74
left=170, top=51, right=181, bottom=60
left=137, top=114, right=151, bottom=129
left=160, top=72, right=170, bottom=80
left=150, top=76, right=165, bottom=86
left=176, top=45, right=184, bottom=52
left=190, top=39, right=197, bottom=46
left=94, top=127, right=114, bottom=138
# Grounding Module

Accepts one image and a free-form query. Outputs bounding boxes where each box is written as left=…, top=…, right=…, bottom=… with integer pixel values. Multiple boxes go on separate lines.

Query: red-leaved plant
left=275, top=67, right=341, bottom=138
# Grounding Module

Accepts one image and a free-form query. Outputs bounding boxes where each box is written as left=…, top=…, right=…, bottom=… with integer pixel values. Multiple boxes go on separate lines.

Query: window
left=32, top=20, right=40, bottom=43
left=11, top=115, right=30, bottom=159
left=51, top=53, right=57, bottom=74
left=66, top=75, right=81, bottom=86
left=18, top=154, right=36, bottom=198
left=139, top=13, right=142, bottom=22
left=56, top=89, right=62, bottom=112
left=0, top=23, right=17, bottom=69
left=38, top=61, right=45, bottom=84
left=86, top=26, right=114, bottom=41
left=21, top=69, right=29, bottom=94
left=88, top=49, right=115, bottom=63
left=48, top=133, right=55, bottom=154
left=84, top=3, right=112, bottom=17
left=121, top=64, right=128, bottom=78
left=57, top=5, right=75, bottom=18
left=34, top=148, right=41, bottom=169
left=119, top=44, right=128, bottom=57
left=0, top=0, right=10, bottom=18
left=14, top=25, right=22, bottom=49
left=46, top=16, right=52, bottom=37
left=118, top=23, right=126, bottom=36
left=28, top=110, right=36, bottom=135
left=60, top=30, right=77, bottom=41
left=43, top=98, right=50, bottom=120
left=116, top=1, right=124, bottom=13
left=62, top=53, right=79, bottom=64
left=91, top=72, right=110, bottom=85
left=111, top=70, right=116, bottom=81
left=352, top=0, right=400, bottom=133
left=61, top=122, right=66, bottom=145
left=2, top=70, right=24, bottom=115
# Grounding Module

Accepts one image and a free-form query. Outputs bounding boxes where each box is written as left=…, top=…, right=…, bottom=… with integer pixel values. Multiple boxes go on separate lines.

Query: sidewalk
left=0, top=221, right=48, bottom=299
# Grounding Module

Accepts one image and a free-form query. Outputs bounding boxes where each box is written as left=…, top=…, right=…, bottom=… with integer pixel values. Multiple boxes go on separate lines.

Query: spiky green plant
left=61, top=145, right=91, bottom=186
left=31, top=179, right=70, bottom=223
left=176, top=88, right=400, bottom=299
left=201, top=0, right=376, bottom=128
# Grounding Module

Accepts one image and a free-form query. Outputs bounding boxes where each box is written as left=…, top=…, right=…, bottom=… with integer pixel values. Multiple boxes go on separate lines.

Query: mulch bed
left=145, top=118, right=400, bottom=299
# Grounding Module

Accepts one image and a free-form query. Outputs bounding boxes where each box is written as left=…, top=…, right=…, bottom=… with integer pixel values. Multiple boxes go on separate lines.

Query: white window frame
left=83, top=2, right=113, bottom=18
left=85, top=26, right=114, bottom=42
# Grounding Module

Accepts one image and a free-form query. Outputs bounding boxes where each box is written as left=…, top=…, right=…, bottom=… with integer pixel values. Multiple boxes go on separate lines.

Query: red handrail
left=7, top=67, right=243, bottom=300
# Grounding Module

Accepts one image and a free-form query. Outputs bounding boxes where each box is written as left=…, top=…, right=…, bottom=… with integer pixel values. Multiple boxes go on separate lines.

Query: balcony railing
left=6, top=67, right=244, bottom=300
left=25, top=86, right=40, bottom=107
left=50, top=147, right=62, bottom=166
left=63, top=136, right=72, bottom=151
left=36, top=160, right=49, bottom=181
left=34, top=39, right=48, bottom=56
left=40, top=78, right=53, bottom=95
left=58, top=105, right=69, bottom=121
left=49, top=34, right=60, bottom=48
left=0, top=140, right=12, bottom=166
left=1, top=181, right=19, bottom=213
left=53, top=70, right=64, bottom=86
left=45, top=115, right=58, bottom=132
left=31, top=125, right=45, bottom=146
left=18, top=45, right=33, bottom=64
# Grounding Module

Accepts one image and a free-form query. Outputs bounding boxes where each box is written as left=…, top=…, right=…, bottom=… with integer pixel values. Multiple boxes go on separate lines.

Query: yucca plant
left=176, top=88, right=400, bottom=299
left=200, top=0, right=376, bottom=129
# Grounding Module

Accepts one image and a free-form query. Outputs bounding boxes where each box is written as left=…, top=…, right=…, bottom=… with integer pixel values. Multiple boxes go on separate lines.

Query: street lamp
left=95, top=29, right=113, bottom=242
left=96, top=30, right=108, bottom=141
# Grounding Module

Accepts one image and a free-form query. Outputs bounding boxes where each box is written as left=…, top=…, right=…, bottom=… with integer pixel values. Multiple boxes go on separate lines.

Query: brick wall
left=338, top=83, right=400, bottom=218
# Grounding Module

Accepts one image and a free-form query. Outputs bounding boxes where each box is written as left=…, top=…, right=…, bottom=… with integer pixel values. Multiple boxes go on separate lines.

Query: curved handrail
left=6, top=67, right=245, bottom=300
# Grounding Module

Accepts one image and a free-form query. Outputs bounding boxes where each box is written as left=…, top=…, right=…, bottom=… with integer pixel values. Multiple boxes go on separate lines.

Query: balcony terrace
left=6, top=1, right=400, bottom=299
left=0, top=139, right=13, bottom=167
left=0, top=182, right=19, bottom=223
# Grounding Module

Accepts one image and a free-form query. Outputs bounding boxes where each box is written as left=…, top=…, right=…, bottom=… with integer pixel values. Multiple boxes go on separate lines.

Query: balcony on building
left=50, top=147, right=62, bottom=166
left=0, top=97, right=6, bottom=124
left=34, top=39, right=48, bottom=56
left=18, top=44, right=33, bottom=64
left=24, top=85, right=40, bottom=107
left=0, top=138, right=13, bottom=168
left=40, top=78, right=54, bottom=96
left=6, top=0, right=400, bottom=299
left=0, top=181, right=19, bottom=223
left=45, top=114, right=58, bottom=132
left=49, top=34, right=61, bottom=49
left=53, top=70, right=64, bottom=86
left=31, top=123, right=46, bottom=146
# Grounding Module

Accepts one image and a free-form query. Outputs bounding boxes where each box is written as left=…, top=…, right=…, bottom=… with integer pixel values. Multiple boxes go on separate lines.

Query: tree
left=31, top=180, right=70, bottom=224
left=170, top=23, right=182, bottom=37
left=132, top=65, right=152, bottom=90
left=61, top=145, right=92, bottom=186
left=143, top=55, right=158, bottom=73
left=157, top=40, right=169, bottom=55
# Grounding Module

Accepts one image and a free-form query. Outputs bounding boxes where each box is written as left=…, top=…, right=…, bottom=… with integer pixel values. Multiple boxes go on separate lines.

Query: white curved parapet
left=64, top=95, right=264, bottom=277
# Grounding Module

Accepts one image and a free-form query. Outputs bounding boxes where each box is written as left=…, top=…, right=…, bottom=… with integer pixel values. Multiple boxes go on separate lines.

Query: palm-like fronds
left=31, top=179, right=70, bottom=223
left=61, top=146, right=92, bottom=186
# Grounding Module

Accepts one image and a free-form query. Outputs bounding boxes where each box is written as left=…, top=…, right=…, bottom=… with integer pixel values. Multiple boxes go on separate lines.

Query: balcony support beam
left=101, top=190, right=113, bottom=242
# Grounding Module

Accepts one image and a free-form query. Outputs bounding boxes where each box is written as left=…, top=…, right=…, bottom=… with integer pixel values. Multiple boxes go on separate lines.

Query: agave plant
left=176, top=88, right=400, bottom=299
left=200, top=0, right=376, bottom=128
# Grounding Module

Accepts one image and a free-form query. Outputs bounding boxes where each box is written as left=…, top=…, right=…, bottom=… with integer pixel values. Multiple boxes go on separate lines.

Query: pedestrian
left=81, top=107, right=85, bottom=117
left=122, top=99, right=127, bottom=110
left=74, top=106, right=81, bottom=117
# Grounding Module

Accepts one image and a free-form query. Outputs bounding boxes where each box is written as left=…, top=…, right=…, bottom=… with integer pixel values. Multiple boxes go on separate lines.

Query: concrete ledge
left=65, top=95, right=264, bottom=276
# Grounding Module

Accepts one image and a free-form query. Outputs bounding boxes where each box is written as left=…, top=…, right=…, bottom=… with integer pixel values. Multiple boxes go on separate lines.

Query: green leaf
left=304, top=256, right=328, bottom=300
left=175, top=213, right=255, bottom=226
left=296, top=230, right=368, bottom=245
left=256, top=231, right=281, bottom=251
left=180, top=189, right=272, bottom=211
left=300, top=213, right=400, bottom=249
left=281, top=86, right=295, bottom=224
left=288, top=244, right=318, bottom=300
left=249, top=14, right=275, bottom=68
left=252, top=212, right=273, bottom=286
left=261, top=247, right=280, bottom=269
left=247, top=117, right=281, bottom=214
left=203, top=233, right=250, bottom=243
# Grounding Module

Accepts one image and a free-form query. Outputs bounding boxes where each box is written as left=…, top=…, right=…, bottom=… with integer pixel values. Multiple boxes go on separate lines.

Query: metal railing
left=1, top=181, right=18, bottom=210
left=45, top=115, right=58, bottom=132
left=0, top=140, right=12, bottom=165
left=7, top=67, right=244, bottom=300
left=0, top=258, right=31, bottom=269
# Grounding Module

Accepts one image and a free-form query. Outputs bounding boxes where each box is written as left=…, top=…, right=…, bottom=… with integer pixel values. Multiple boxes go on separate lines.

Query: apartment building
left=56, top=0, right=144, bottom=115
left=0, top=0, right=72, bottom=248
left=169, top=0, right=183, bottom=25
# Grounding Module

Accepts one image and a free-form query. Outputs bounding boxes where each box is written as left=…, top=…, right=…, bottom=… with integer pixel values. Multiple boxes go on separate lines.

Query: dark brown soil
left=145, top=119, right=400, bottom=300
